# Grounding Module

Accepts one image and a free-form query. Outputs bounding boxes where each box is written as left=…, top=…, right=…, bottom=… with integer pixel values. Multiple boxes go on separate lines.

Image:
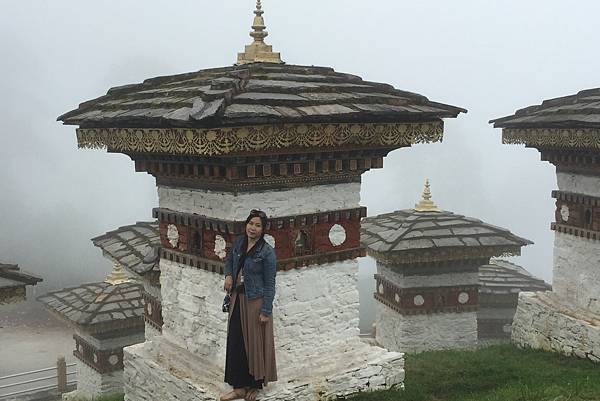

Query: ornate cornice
left=374, top=274, right=478, bottom=316
left=73, top=334, right=124, bottom=374
left=552, top=223, right=600, bottom=241
left=76, top=122, right=444, bottom=156
left=502, top=128, right=600, bottom=150
left=161, top=246, right=366, bottom=273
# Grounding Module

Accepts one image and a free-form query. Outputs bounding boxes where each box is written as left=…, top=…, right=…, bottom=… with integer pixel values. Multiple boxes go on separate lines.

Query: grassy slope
left=350, top=345, right=600, bottom=401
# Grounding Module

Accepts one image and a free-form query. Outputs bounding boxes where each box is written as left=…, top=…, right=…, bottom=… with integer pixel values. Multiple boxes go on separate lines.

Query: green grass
left=349, top=345, right=600, bottom=401
left=90, top=394, right=124, bottom=401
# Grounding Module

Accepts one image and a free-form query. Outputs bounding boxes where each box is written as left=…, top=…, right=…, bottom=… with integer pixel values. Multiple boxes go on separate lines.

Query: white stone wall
left=74, top=361, right=124, bottom=399
left=157, top=183, right=361, bottom=219
left=160, top=259, right=229, bottom=364
left=375, top=303, right=478, bottom=353
left=553, top=232, right=600, bottom=315
left=377, top=262, right=479, bottom=288
left=557, top=172, right=600, bottom=198
left=144, top=323, right=161, bottom=341
left=123, top=336, right=405, bottom=401
left=160, top=258, right=362, bottom=367
left=512, top=292, right=600, bottom=363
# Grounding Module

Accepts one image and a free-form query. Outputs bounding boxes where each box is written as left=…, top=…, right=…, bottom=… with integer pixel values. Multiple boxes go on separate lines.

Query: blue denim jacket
left=224, top=235, right=277, bottom=316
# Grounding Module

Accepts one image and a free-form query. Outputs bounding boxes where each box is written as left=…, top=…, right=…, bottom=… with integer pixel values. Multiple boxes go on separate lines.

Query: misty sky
left=1, top=0, right=600, bottom=296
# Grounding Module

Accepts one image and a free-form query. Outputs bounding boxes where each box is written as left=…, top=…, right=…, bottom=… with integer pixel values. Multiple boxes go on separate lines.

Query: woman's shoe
left=220, top=388, right=247, bottom=401
left=245, top=388, right=259, bottom=401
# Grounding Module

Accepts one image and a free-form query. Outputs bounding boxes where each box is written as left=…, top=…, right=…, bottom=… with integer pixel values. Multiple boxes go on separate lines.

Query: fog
left=1, top=0, right=599, bottom=300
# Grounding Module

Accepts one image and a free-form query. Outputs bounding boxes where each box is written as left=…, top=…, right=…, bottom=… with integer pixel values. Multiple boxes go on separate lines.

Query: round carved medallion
left=147, top=302, right=153, bottom=315
left=458, top=292, right=470, bottom=304
left=167, top=224, right=179, bottom=248
left=264, top=234, right=276, bottom=249
left=378, top=283, right=384, bottom=295
left=560, top=205, right=570, bottom=222
left=93, top=353, right=98, bottom=363
left=413, top=295, right=425, bottom=306
left=394, top=293, right=400, bottom=303
left=214, top=235, right=227, bottom=260
left=109, top=355, right=119, bottom=366
left=329, top=224, right=347, bottom=247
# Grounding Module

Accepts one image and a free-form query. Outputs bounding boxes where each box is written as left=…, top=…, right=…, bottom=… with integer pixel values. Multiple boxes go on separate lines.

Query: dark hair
left=245, top=209, right=268, bottom=236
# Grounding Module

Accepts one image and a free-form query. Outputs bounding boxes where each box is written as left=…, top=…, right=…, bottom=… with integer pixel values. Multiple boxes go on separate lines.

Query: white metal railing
left=0, top=356, right=77, bottom=399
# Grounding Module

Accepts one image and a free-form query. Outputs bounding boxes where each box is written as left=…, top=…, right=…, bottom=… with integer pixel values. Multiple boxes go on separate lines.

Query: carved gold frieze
left=76, top=122, right=444, bottom=156
left=503, top=128, right=600, bottom=149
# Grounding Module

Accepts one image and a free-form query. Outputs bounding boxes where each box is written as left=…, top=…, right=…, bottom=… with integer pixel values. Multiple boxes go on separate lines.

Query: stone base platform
left=123, top=337, right=404, bottom=401
left=511, top=291, right=600, bottom=363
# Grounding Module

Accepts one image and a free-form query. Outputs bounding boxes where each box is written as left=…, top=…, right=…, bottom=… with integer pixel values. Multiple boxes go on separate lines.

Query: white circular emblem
left=93, top=354, right=98, bottom=363
left=214, top=235, right=227, bottom=260
left=147, top=302, right=153, bottom=315
left=560, top=205, right=570, bottom=222
left=458, top=292, right=470, bottom=304
left=166, top=224, right=179, bottom=248
left=413, top=295, right=425, bottom=306
left=108, top=355, right=119, bottom=366
left=378, top=283, right=384, bottom=295
left=329, top=224, right=347, bottom=247
left=394, top=293, right=400, bottom=303
left=264, top=234, right=276, bottom=249
left=78, top=344, right=83, bottom=354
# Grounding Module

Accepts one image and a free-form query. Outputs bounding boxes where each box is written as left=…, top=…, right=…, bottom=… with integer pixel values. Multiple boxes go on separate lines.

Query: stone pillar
left=123, top=182, right=405, bottom=401
left=374, top=261, right=479, bottom=353
left=66, top=330, right=145, bottom=400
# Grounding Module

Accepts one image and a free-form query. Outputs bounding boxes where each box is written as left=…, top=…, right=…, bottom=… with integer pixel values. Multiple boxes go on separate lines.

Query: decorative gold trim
left=76, top=122, right=444, bottom=156
left=502, top=128, right=600, bottom=149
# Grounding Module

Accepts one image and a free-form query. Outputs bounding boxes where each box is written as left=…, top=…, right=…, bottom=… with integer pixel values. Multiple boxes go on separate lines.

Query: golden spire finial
left=415, top=179, right=442, bottom=212
left=105, top=263, right=131, bottom=286
left=237, top=0, right=283, bottom=65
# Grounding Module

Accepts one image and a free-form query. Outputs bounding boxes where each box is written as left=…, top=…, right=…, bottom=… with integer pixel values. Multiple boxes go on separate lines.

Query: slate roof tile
left=491, top=88, right=600, bottom=128
left=59, top=63, right=466, bottom=128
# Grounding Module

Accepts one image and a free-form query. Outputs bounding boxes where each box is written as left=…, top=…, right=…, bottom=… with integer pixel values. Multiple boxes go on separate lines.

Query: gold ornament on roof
left=415, top=179, right=441, bottom=212
left=105, top=263, right=131, bottom=285
left=237, top=0, right=283, bottom=65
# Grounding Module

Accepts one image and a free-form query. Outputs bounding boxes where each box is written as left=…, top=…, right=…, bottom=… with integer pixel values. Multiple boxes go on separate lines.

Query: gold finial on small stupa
left=415, top=179, right=441, bottom=212
left=237, top=0, right=283, bottom=65
left=105, top=263, right=131, bottom=286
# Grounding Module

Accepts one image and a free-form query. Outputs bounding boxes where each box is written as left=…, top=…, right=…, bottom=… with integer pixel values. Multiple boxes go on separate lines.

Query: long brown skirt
left=227, top=289, right=277, bottom=385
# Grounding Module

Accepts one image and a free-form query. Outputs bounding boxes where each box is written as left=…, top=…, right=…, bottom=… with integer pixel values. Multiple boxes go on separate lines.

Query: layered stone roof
left=491, top=88, right=600, bottom=129
left=58, top=64, right=466, bottom=129
left=37, top=281, right=144, bottom=333
left=361, top=210, right=532, bottom=263
left=491, top=88, right=600, bottom=150
left=91, top=222, right=159, bottom=276
left=0, top=263, right=43, bottom=289
left=479, top=260, right=551, bottom=295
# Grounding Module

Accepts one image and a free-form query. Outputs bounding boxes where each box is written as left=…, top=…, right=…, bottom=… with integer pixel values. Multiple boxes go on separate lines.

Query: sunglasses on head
left=251, top=209, right=267, bottom=218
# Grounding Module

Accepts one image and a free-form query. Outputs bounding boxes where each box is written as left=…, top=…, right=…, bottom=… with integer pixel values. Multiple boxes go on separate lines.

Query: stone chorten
left=492, top=88, right=600, bottom=363
left=361, top=181, right=532, bottom=352
left=91, top=222, right=162, bottom=340
left=478, top=260, right=550, bottom=342
left=57, top=2, right=466, bottom=399
left=37, top=265, right=145, bottom=399
left=0, top=263, right=42, bottom=304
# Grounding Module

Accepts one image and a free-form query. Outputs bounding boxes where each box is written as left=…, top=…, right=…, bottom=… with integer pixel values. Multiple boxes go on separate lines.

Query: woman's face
left=246, top=216, right=264, bottom=240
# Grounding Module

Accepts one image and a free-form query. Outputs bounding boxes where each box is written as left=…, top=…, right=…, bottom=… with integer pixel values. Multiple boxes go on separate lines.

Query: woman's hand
left=259, top=313, right=270, bottom=325
left=224, top=275, right=233, bottom=293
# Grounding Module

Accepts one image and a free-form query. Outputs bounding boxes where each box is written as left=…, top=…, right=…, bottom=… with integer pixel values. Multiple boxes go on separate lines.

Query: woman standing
left=221, top=209, right=278, bottom=401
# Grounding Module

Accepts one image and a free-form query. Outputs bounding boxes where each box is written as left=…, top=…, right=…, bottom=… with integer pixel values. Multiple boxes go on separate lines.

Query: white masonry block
left=157, top=183, right=361, bottom=219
